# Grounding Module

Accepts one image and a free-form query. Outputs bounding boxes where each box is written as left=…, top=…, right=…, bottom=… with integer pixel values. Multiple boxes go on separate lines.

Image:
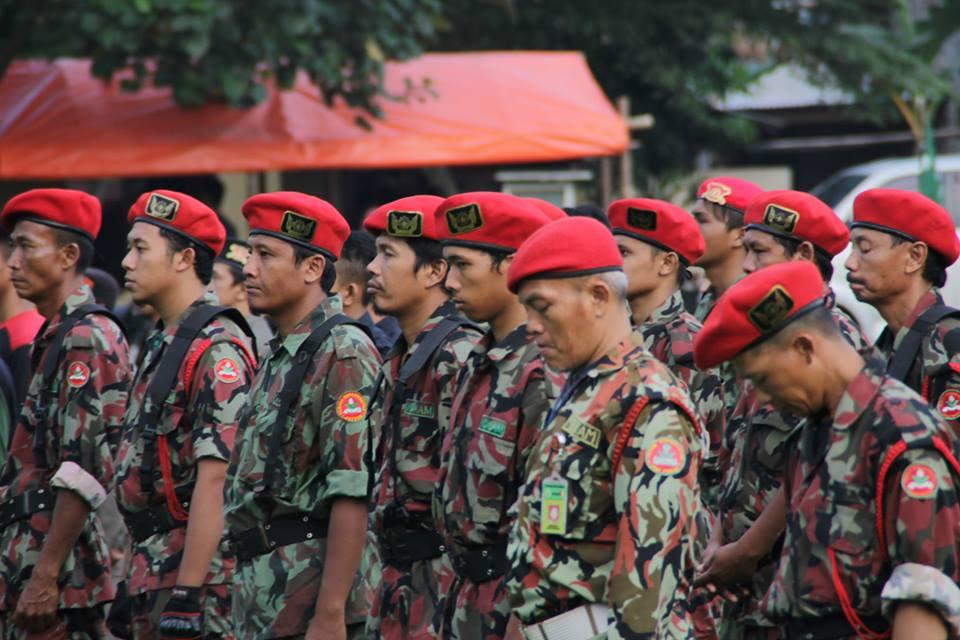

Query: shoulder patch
left=214, top=357, right=241, bottom=384
left=901, top=462, right=938, bottom=499
left=337, top=391, right=368, bottom=422
left=645, top=437, right=687, bottom=475
left=938, top=389, right=960, bottom=420
left=66, top=361, right=90, bottom=388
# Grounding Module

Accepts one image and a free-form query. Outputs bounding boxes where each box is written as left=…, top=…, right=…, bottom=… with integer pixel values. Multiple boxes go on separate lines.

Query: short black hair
left=220, top=262, right=244, bottom=286
left=764, top=305, right=839, bottom=350
left=158, top=228, right=214, bottom=285
left=84, top=267, right=120, bottom=309
left=339, top=231, right=376, bottom=304
left=890, top=235, right=948, bottom=288
left=564, top=204, right=611, bottom=229
left=293, top=244, right=337, bottom=294
left=407, top=237, right=446, bottom=274
left=647, top=244, right=687, bottom=286
left=50, top=227, right=95, bottom=273
left=771, top=235, right=834, bottom=282
left=702, top=201, right=744, bottom=231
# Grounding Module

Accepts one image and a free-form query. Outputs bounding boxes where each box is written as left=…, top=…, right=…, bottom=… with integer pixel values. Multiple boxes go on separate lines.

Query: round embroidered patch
left=336, top=392, right=367, bottom=422
left=214, top=358, right=240, bottom=384
left=645, top=437, right=687, bottom=475
left=901, top=463, right=938, bottom=499
left=937, top=389, right=960, bottom=420
left=66, top=362, right=90, bottom=388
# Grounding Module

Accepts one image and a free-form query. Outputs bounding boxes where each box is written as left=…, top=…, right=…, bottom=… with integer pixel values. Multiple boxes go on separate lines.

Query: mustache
left=846, top=275, right=866, bottom=286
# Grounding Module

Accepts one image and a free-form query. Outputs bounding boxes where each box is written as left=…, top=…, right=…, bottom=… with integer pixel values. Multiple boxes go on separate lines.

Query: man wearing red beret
left=209, top=237, right=276, bottom=358
left=223, top=192, right=381, bottom=640
left=694, top=261, right=960, bottom=640
left=692, top=176, right=763, bottom=323
left=0, top=188, right=133, bottom=638
left=697, top=190, right=871, bottom=638
left=505, top=217, right=703, bottom=639
left=846, top=189, right=960, bottom=429
left=608, top=197, right=726, bottom=513
left=429, top=193, right=552, bottom=639
left=363, top=195, right=481, bottom=640
left=113, top=190, right=257, bottom=640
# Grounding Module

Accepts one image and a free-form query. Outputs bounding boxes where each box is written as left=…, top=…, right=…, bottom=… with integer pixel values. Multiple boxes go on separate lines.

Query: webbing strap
left=259, top=313, right=368, bottom=497
left=138, top=305, right=255, bottom=490
left=888, top=304, right=960, bottom=383
left=386, top=317, right=477, bottom=503
left=35, top=304, right=122, bottom=469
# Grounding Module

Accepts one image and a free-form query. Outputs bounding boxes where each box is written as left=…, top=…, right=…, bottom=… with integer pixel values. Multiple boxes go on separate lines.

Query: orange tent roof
left=0, top=52, right=627, bottom=179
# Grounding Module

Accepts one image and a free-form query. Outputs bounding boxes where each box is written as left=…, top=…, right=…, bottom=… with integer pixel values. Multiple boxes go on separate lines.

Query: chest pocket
left=397, top=393, right=440, bottom=453
left=749, top=409, right=802, bottom=475
left=552, top=435, right=615, bottom=542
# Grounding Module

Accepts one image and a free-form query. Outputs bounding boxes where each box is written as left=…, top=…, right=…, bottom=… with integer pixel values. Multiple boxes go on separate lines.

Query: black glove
left=106, top=581, right=133, bottom=640
left=157, top=586, right=203, bottom=640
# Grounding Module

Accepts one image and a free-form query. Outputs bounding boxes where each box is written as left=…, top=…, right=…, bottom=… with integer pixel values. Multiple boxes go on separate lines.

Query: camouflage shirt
left=370, top=300, right=480, bottom=528
left=435, top=324, right=550, bottom=549
left=875, top=289, right=960, bottom=424
left=224, top=294, right=380, bottom=639
left=506, top=331, right=703, bottom=639
left=0, top=284, right=131, bottom=611
left=115, top=293, right=255, bottom=595
left=639, top=289, right=725, bottom=510
left=763, top=358, right=960, bottom=627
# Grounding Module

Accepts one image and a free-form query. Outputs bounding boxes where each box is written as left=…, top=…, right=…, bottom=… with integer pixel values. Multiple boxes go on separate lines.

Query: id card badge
left=540, top=476, right=568, bottom=535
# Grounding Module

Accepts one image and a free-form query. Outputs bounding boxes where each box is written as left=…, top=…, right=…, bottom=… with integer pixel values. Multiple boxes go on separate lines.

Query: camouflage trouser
left=367, top=557, right=443, bottom=639
left=717, top=618, right=781, bottom=640
left=131, top=585, right=232, bottom=640
left=284, top=624, right=366, bottom=640
left=435, top=563, right=510, bottom=640
left=0, top=605, right=107, bottom=639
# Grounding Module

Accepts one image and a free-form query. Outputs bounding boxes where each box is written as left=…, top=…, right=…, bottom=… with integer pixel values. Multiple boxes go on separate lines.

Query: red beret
left=1, top=188, right=102, bottom=240
left=693, top=260, right=826, bottom=369
left=128, top=190, right=226, bottom=255
left=852, top=188, right=960, bottom=265
left=608, top=197, right=705, bottom=265
left=744, top=190, right=849, bottom=257
left=363, top=195, right=444, bottom=241
left=242, top=191, right=349, bottom=260
left=696, top=176, right=764, bottom=213
left=435, top=192, right=550, bottom=252
left=524, top=198, right=567, bottom=221
left=507, top=217, right=622, bottom=294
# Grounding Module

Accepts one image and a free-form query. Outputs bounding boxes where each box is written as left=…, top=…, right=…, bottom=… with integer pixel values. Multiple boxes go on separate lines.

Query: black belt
left=0, top=489, right=53, bottom=529
left=781, top=613, right=889, bottom=640
left=452, top=541, right=508, bottom=583
left=125, top=506, right=186, bottom=543
left=381, top=528, right=445, bottom=568
left=231, top=513, right=329, bottom=563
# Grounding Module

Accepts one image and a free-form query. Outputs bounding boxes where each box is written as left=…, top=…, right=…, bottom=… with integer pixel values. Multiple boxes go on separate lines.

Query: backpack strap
left=888, top=304, right=960, bottom=383
left=385, top=316, right=478, bottom=504
left=35, top=304, right=123, bottom=469
left=258, top=313, right=369, bottom=498
left=137, top=305, right=255, bottom=492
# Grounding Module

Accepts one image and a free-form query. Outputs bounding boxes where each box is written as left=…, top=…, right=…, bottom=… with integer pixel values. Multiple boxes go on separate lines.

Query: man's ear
left=730, top=227, right=745, bottom=250
left=792, top=332, right=815, bottom=363
left=59, top=241, right=81, bottom=272
left=419, top=259, right=449, bottom=290
left=905, top=241, right=928, bottom=276
left=340, top=281, right=359, bottom=307
left=302, top=254, right=327, bottom=285
left=169, top=246, right=196, bottom=275
left=495, top=253, right=515, bottom=275
left=586, top=276, right=613, bottom=316
left=796, top=241, right=816, bottom=264
left=658, top=251, right=680, bottom=278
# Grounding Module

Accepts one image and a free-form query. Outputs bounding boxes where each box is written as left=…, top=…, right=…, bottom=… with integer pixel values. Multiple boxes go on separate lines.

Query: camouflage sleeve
left=609, top=401, right=700, bottom=639
left=881, top=563, right=960, bottom=637
left=434, top=331, right=479, bottom=430
left=515, top=366, right=550, bottom=476
left=52, top=320, right=131, bottom=509
left=881, top=448, right=960, bottom=624
left=187, top=339, right=254, bottom=463
left=312, top=334, right=380, bottom=502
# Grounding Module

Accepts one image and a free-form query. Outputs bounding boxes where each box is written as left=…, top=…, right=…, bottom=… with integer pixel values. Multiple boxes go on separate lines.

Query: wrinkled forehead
left=518, top=276, right=580, bottom=306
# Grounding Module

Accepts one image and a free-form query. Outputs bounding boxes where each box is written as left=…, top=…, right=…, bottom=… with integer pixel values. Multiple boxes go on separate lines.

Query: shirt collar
left=386, top=299, right=460, bottom=361
left=277, top=294, right=345, bottom=357
left=157, top=292, right=220, bottom=344
left=43, top=284, right=97, bottom=339
left=582, top=331, right=646, bottom=381
left=644, top=289, right=685, bottom=326
left=829, top=357, right=886, bottom=431
left=469, top=323, right=530, bottom=366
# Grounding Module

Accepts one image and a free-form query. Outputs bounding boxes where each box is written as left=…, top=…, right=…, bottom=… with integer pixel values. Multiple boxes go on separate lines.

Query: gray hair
left=596, top=270, right=628, bottom=301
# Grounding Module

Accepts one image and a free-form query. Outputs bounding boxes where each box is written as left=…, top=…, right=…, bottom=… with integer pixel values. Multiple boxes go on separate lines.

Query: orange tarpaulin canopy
left=0, top=52, right=627, bottom=180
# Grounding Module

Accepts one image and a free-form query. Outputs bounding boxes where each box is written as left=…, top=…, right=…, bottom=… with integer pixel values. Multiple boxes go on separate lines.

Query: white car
left=812, top=154, right=960, bottom=341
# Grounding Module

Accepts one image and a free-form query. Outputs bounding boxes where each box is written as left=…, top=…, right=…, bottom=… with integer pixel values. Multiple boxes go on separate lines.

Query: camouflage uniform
left=0, top=284, right=131, bottom=637
left=875, top=290, right=960, bottom=424
left=224, top=295, right=380, bottom=639
left=640, top=289, right=725, bottom=512
left=115, top=293, right=255, bottom=639
left=762, top=358, right=960, bottom=638
left=506, top=331, right=704, bottom=639
left=433, top=325, right=550, bottom=639
left=716, top=289, right=869, bottom=634
left=368, top=301, right=479, bottom=640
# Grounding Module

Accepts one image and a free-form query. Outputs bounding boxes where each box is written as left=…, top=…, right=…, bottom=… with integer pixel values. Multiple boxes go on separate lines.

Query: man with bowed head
left=505, top=216, right=704, bottom=639
left=694, top=260, right=960, bottom=640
